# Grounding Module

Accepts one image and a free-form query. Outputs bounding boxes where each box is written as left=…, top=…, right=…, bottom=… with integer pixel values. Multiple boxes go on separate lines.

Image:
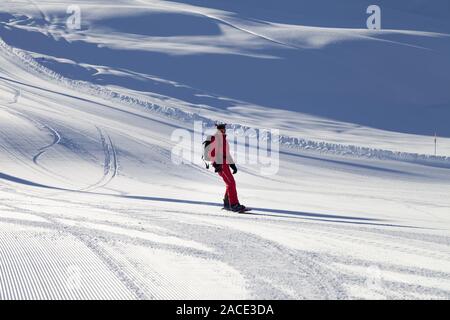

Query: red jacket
left=209, top=132, right=235, bottom=165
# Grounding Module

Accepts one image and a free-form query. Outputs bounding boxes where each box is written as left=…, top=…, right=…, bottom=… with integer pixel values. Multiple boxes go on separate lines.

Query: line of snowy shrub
left=1, top=37, right=449, bottom=168
left=279, top=136, right=450, bottom=168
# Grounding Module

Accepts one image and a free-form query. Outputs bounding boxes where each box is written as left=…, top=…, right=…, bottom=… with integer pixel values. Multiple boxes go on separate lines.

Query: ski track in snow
left=80, top=127, right=118, bottom=192
left=0, top=93, right=83, bottom=188
left=5, top=100, right=63, bottom=166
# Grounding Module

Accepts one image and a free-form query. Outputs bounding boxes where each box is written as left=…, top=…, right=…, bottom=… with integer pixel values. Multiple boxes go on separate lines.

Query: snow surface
left=0, top=0, right=449, bottom=299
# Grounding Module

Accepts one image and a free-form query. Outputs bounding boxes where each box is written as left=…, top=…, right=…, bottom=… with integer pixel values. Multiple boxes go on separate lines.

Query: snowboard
left=222, top=207, right=252, bottom=214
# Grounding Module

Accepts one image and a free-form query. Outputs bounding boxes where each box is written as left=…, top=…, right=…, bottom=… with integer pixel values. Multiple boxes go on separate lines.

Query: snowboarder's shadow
left=119, top=195, right=418, bottom=229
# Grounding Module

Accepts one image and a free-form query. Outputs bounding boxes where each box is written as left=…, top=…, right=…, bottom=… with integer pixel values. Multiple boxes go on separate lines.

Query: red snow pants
left=218, top=164, right=239, bottom=206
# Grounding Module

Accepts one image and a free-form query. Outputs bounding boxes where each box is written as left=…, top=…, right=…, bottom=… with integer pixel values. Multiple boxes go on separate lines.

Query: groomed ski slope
left=0, top=0, right=450, bottom=299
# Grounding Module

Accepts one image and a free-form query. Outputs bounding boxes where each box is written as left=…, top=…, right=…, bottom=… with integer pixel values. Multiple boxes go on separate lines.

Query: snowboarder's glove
left=229, top=164, right=237, bottom=174
left=212, top=162, right=222, bottom=173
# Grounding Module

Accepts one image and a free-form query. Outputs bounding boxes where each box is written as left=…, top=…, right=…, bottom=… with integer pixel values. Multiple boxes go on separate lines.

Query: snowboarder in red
left=207, top=123, right=246, bottom=213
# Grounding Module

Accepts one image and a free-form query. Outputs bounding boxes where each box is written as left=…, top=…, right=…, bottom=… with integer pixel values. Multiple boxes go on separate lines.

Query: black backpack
left=202, top=135, right=213, bottom=169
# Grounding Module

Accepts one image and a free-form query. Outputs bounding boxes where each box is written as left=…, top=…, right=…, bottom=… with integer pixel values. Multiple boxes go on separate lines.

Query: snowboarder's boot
left=223, top=194, right=231, bottom=210
left=230, top=203, right=247, bottom=213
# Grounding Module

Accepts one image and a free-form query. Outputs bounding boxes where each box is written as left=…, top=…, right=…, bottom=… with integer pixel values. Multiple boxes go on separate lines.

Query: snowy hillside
left=0, top=0, right=449, bottom=300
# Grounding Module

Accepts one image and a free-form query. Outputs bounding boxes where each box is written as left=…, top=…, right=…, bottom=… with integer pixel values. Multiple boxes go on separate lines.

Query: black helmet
left=215, top=122, right=227, bottom=130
